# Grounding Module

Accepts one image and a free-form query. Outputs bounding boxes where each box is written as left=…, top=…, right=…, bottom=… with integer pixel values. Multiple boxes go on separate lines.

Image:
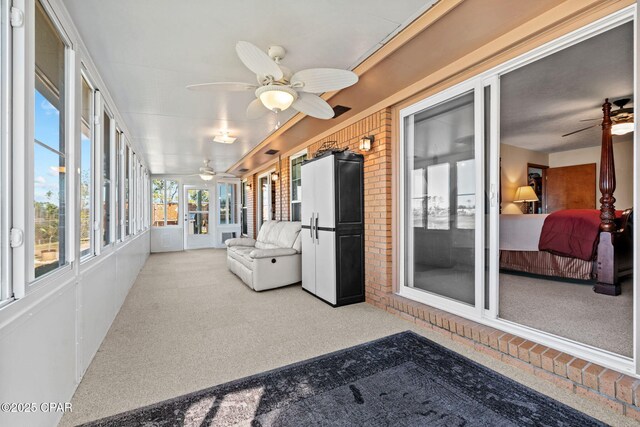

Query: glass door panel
left=404, top=90, right=477, bottom=306
left=184, top=187, right=210, bottom=249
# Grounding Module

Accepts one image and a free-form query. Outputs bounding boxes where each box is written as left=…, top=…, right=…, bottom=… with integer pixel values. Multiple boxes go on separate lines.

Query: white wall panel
left=0, top=232, right=149, bottom=427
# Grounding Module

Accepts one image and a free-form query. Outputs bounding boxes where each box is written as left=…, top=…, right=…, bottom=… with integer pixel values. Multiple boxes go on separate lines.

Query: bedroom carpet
left=499, top=273, right=633, bottom=357
left=79, top=332, right=604, bottom=427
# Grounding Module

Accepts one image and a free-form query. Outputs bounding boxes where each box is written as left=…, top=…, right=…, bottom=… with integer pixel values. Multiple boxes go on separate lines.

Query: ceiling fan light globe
left=256, top=85, right=297, bottom=112
left=612, top=122, right=634, bottom=135
left=199, top=174, right=214, bottom=181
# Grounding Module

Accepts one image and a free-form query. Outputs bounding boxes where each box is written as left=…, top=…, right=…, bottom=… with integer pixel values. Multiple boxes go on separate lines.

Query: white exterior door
left=184, top=186, right=210, bottom=249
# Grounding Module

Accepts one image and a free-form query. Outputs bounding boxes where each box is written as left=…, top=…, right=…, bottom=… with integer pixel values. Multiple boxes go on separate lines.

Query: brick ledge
left=367, top=293, right=640, bottom=421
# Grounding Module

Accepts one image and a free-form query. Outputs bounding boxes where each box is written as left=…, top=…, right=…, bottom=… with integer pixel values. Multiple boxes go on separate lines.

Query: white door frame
left=398, top=79, right=483, bottom=320
left=256, top=169, right=274, bottom=230
left=183, top=185, right=211, bottom=250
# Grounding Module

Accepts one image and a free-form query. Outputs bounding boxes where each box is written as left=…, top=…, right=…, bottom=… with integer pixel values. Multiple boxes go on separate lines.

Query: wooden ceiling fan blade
left=579, top=118, right=600, bottom=122
left=246, top=98, right=269, bottom=119
left=291, top=93, right=334, bottom=119
left=562, top=125, right=597, bottom=137
left=236, top=41, right=283, bottom=81
left=290, top=68, right=358, bottom=93
left=187, top=82, right=257, bottom=91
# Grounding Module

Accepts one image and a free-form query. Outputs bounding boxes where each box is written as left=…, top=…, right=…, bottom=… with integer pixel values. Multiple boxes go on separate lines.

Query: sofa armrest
left=250, top=248, right=298, bottom=259
left=225, top=237, right=256, bottom=247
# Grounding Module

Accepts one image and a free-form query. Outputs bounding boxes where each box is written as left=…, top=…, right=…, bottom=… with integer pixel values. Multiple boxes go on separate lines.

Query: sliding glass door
left=401, top=82, right=484, bottom=314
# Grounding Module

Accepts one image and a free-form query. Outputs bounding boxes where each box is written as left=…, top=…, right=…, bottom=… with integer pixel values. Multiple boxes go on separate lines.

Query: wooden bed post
left=594, top=99, right=620, bottom=296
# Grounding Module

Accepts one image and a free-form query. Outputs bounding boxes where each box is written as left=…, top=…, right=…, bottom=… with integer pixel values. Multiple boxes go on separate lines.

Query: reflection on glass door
left=184, top=187, right=210, bottom=249
left=403, top=90, right=478, bottom=307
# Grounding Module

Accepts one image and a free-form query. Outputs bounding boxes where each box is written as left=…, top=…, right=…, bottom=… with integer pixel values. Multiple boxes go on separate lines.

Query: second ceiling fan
left=187, top=41, right=358, bottom=120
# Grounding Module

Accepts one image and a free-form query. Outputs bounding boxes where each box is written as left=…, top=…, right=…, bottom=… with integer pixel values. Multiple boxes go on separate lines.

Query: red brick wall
left=275, top=158, right=290, bottom=221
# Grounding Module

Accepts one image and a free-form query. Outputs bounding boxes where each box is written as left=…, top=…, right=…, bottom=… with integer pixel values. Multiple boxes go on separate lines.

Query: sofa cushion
left=227, top=246, right=254, bottom=269
left=256, top=221, right=276, bottom=244
left=292, top=232, right=302, bottom=253
left=255, top=221, right=301, bottom=250
left=250, top=248, right=298, bottom=259
left=274, top=222, right=301, bottom=248
left=225, top=237, right=256, bottom=247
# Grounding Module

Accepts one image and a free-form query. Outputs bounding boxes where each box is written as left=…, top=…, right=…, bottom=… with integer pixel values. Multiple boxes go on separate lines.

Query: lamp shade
left=255, top=85, right=297, bottom=112
left=513, top=185, right=539, bottom=202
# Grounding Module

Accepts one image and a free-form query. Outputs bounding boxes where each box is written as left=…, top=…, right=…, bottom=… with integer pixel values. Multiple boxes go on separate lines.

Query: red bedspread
left=538, top=209, right=603, bottom=261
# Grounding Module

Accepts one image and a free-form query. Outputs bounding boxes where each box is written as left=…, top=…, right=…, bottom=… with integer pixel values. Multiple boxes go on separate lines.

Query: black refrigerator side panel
left=336, top=158, right=363, bottom=227
left=336, top=232, right=365, bottom=305
left=334, top=155, right=365, bottom=306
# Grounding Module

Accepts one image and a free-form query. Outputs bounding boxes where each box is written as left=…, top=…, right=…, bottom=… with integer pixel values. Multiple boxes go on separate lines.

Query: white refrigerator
left=301, top=150, right=364, bottom=306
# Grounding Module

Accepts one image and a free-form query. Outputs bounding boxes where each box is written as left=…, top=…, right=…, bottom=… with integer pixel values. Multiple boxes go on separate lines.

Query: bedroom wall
left=548, top=139, right=634, bottom=210
left=500, top=143, right=549, bottom=214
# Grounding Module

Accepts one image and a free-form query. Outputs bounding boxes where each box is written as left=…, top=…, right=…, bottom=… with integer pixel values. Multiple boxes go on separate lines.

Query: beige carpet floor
left=499, top=273, right=633, bottom=357
left=60, top=249, right=635, bottom=426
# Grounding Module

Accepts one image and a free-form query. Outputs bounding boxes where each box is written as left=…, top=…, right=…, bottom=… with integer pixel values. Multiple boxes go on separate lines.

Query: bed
left=499, top=99, right=634, bottom=296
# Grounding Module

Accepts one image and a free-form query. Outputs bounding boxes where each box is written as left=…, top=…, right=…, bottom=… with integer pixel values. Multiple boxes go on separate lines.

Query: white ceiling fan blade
left=291, top=93, right=334, bottom=119
left=246, top=98, right=269, bottom=119
left=236, top=41, right=283, bottom=81
left=290, top=68, right=358, bottom=93
left=216, top=172, right=236, bottom=178
left=186, top=82, right=257, bottom=92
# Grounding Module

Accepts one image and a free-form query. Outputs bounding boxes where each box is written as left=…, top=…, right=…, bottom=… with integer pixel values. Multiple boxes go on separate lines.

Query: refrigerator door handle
left=309, top=214, right=314, bottom=242
left=315, top=214, right=319, bottom=241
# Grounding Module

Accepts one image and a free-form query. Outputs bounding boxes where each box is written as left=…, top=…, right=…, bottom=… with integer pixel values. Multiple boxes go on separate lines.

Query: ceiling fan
left=187, top=41, right=358, bottom=120
left=562, top=98, right=634, bottom=137
left=188, top=159, right=236, bottom=181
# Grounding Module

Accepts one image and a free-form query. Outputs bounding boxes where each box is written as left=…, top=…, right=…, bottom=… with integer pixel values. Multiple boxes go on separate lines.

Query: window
left=456, top=160, right=475, bottom=229
left=426, top=163, right=450, bottom=230
left=152, top=179, right=179, bottom=227
left=34, top=1, right=67, bottom=278
left=125, top=144, right=130, bottom=235
left=115, top=130, right=122, bottom=241
left=218, top=182, right=236, bottom=225
left=241, top=181, right=248, bottom=235
left=80, top=76, right=94, bottom=257
left=411, top=169, right=426, bottom=228
left=102, top=110, right=112, bottom=246
left=187, top=189, right=209, bottom=234
left=290, top=152, right=307, bottom=221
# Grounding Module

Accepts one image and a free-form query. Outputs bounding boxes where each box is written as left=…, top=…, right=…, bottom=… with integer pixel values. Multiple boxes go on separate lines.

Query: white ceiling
left=62, top=0, right=437, bottom=174
left=500, top=21, right=634, bottom=153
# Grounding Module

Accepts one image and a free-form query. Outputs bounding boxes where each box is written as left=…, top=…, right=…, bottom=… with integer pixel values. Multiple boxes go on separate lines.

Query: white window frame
left=98, top=101, right=115, bottom=249
left=217, top=180, right=238, bottom=226
left=289, top=149, right=307, bottom=221
left=399, top=5, right=638, bottom=375
left=21, top=0, right=75, bottom=290
left=0, top=0, right=12, bottom=305
left=256, top=169, right=274, bottom=228
left=151, top=178, right=180, bottom=228
left=79, top=70, right=97, bottom=261
left=240, top=179, right=248, bottom=236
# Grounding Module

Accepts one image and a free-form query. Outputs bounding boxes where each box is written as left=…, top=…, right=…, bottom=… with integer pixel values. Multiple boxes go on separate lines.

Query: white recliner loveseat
left=225, top=220, right=302, bottom=291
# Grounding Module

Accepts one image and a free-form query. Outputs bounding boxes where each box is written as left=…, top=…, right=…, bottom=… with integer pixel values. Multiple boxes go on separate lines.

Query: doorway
left=184, top=186, right=210, bottom=250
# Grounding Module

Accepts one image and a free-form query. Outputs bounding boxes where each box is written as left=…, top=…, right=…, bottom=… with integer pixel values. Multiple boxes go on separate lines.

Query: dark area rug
left=80, top=331, right=604, bottom=426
